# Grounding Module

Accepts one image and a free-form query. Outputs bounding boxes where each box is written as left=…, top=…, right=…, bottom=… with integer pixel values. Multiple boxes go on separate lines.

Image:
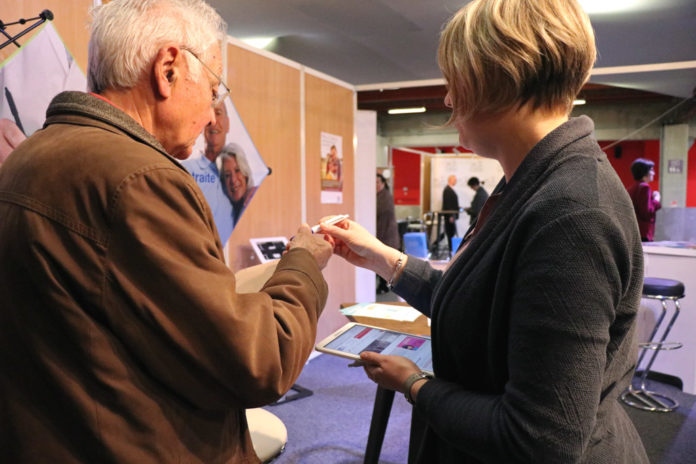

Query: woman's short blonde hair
left=438, top=0, right=595, bottom=121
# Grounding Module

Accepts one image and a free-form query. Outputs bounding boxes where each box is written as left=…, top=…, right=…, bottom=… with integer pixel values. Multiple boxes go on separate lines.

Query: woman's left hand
left=360, top=351, right=420, bottom=393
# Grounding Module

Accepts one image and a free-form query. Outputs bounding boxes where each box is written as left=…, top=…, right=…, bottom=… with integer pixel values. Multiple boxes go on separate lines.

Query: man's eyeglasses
left=181, top=46, right=231, bottom=107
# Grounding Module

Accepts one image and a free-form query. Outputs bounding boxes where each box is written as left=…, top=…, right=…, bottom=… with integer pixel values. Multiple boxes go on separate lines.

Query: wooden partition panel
left=304, top=73, right=356, bottom=342
left=223, top=45, right=302, bottom=271
left=0, top=1, right=91, bottom=69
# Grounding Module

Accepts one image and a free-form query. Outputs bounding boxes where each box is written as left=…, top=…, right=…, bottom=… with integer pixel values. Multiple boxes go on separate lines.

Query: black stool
left=621, top=278, right=685, bottom=412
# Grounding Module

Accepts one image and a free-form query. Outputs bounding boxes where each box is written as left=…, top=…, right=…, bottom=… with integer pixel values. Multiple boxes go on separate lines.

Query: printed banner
left=320, top=131, right=343, bottom=204
left=182, top=94, right=268, bottom=246
left=0, top=23, right=86, bottom=137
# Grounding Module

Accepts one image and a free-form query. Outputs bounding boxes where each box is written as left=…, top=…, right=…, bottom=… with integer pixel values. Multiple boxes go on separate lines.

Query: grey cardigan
left=395, top=116, right=648, bottom=464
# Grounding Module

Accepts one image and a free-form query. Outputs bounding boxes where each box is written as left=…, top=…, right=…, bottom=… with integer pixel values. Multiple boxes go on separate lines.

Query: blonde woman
left=322, top=0, right=648, bottom=462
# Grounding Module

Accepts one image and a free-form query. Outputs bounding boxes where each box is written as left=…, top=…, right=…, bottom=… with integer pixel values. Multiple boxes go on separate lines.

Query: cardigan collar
left=432, top=116, right=597, bottom=310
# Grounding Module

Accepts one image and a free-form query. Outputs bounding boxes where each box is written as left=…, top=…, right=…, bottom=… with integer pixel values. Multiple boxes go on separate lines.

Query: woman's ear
left=153, top=44, right=180, bottom=99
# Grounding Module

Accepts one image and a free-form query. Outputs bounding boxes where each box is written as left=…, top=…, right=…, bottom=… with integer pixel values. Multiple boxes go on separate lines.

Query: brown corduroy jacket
left=0, top=91, right=328, bottom=463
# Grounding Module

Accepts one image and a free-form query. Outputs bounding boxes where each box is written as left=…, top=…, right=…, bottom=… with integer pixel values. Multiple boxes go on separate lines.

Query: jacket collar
left=45, top=91, right=174, bottom=162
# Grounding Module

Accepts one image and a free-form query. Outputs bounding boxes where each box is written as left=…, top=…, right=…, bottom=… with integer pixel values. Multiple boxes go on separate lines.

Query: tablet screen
left=318, top=323, right=433, bottom=374
left=249, top=237, right=288, bottom=263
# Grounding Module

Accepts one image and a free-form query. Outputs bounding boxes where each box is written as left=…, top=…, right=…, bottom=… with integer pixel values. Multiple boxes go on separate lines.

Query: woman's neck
left=472, top=105, right=569, bottom=182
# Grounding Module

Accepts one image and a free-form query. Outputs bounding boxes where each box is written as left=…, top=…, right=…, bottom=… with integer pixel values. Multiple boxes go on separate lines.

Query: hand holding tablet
left=315, top=322, right=433, bottom=375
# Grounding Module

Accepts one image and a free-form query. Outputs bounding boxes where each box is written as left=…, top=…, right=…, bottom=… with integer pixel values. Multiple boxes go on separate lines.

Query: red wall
left=688, top=140, right=696, bottom=207
left=600, top=140, right=660, bottom=192
left=396, top=140, right=696, bottom=207
left=601, top=139, right=696, bottom=207
left=392, top=148, right=422, bottom=205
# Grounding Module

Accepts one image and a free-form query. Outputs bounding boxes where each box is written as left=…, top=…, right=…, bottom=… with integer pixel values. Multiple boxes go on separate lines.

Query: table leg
left=431, top=213, right=441, bottom=253
left=364, top=386, right=395, bottom=464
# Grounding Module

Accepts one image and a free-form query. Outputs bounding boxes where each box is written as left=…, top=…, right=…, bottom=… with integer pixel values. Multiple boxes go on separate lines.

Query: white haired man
left=0, top=1, right=332, bottom=462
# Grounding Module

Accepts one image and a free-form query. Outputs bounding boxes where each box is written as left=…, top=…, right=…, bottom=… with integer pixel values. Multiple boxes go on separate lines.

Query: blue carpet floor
left=264, top=354, right=696, bottom=464
left=264, top=353, right=411, bottom=464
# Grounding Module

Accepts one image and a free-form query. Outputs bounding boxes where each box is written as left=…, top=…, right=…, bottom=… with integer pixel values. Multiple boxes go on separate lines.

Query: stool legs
left=622, top=298, right=682, bottom=412
left=638, top=299, right=681, bottom=392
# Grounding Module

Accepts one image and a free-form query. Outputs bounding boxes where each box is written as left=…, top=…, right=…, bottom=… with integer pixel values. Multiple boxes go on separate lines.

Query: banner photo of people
left=320, top=131, right=343, bottom=204
left=182, top=94, right=268, bottom=246
left=1, top=23, right=86, bottom=144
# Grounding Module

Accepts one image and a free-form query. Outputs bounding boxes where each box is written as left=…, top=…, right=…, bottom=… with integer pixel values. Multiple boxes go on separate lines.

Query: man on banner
left=0, top=1, right=333, bottom=462
left=181, top=99, right=234, bottom=243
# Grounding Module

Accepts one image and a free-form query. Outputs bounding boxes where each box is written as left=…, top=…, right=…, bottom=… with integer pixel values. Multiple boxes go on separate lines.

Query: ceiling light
left=387, top=107, right=426, bottom=115
left=578, top=0, right=647, bottom=14
left=240, top=37, right=276, bottom=50
left=573, top=99, right=587, bottom=106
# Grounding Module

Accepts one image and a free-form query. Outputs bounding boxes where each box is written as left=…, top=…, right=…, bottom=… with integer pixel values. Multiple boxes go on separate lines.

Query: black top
left=395, top=116, right=648, bottom=464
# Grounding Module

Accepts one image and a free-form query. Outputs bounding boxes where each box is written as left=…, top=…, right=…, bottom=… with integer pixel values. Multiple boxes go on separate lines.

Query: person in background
left=628, top=158, right=661, bottom=241
left=464, top=176, right=489, bottom=225
left=220, top=143, right=257, bottom=227
left=321, top=0, right=648, bottom=462
left=441, top=174, right=459, bottom=252
left=0, top=1, right=332, bottom=462
left=376, top=173, right=399, bottom=294
left=181, top=99, right=233, bottom=243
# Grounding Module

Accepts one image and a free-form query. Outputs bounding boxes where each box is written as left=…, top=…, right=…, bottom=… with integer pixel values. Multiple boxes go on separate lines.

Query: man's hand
left=287, top=224, right=333, bottom=270
left=0, top=118, right=26, bottom=165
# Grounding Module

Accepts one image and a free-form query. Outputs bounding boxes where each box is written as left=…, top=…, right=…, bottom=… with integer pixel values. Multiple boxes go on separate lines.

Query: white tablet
left=249, top=237, right=288, bottom=263
left=316, top=322, right=433, bottom=375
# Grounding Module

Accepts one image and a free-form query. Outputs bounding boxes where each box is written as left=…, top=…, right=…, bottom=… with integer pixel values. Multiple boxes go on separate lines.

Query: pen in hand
left=310, top=214, right=349, bottom=233
left=289, top=214, right=349, bottom=241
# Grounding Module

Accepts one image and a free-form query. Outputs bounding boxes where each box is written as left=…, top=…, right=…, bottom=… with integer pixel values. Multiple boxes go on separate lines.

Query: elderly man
left=0, top=1, right=332, bottom=463
left=182, top=100, right=234, bottom=243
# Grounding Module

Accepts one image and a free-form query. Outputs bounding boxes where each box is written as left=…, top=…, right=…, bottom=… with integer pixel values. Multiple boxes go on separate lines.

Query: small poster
left=320, top=131, right=343, bottom=204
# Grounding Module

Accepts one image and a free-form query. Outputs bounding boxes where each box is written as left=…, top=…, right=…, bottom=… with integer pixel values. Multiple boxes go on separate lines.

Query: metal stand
left=622, top=294, right=683, bottom=412
left=269, top=383, right=313, bottom=405
left=0, top=10, right=54, bottom=51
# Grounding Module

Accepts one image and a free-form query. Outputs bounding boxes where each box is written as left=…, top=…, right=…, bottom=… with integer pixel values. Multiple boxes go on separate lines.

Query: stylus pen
left=310, top=214, right=349, bottom=233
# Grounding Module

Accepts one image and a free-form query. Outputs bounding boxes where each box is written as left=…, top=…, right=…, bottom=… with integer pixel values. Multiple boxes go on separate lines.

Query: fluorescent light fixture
left=388, top=106, right=426, bottom=115
left=573, top=99, right=587, bottom=106
left=578, top=0, right=647, bottom=14
left=240, top=37, right=276, bottom=49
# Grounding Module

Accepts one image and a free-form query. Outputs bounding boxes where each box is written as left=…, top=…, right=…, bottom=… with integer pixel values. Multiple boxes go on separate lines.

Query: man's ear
left=153, top=44, right=181, bottom=99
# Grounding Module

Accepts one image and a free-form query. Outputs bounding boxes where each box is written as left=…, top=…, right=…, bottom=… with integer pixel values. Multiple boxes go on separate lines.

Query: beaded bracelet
left=387, top=252, right=404, bottom=290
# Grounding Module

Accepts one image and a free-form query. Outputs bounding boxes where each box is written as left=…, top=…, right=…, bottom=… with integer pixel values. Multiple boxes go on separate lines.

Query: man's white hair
left=87, top=0, right=226, bottom=93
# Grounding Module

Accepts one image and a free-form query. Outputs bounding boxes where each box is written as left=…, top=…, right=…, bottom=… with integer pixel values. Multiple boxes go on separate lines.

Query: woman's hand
left=360, top=351, right=421, bottom=393
left=320, top=218, right=403, bottom=279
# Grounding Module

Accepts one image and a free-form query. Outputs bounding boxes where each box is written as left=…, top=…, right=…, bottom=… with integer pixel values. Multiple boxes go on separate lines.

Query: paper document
left=340, top=303, right=421, bottom=322
left=235, top=260, right=279, bottom=293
